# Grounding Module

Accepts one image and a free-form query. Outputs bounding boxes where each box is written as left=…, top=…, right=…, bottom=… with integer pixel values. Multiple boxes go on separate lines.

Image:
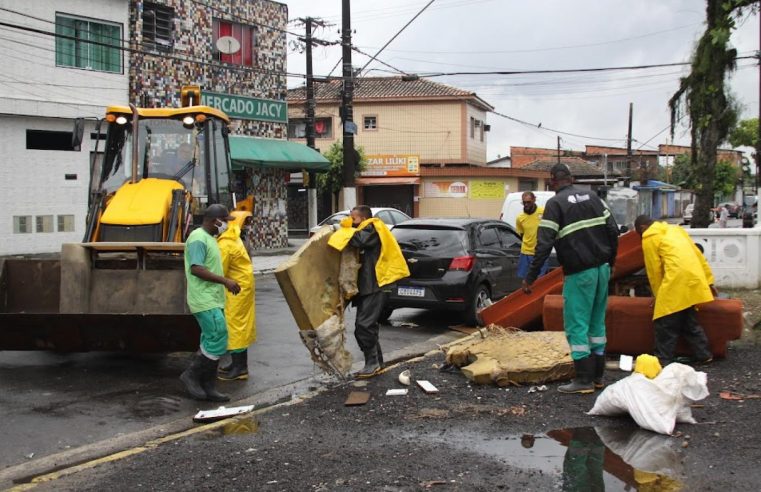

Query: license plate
left=398, top=286, right=425, bottom=297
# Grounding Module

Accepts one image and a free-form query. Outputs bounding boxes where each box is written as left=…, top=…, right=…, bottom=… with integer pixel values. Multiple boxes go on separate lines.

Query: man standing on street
left=718, top=204, right=729, bottom=228
left=181, top=204, right=241, bottom=401
left=634, top=215, right=717, bottom=366
left=328, top=205, right=409, bottom=378
left=515, top=191, right=549, bottom=280
left=522, top=164, right=619, bottom=394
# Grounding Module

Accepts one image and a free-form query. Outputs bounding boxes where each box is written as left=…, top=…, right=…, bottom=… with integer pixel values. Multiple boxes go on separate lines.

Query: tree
left=668, top=0, right=756, bottom=227
left=317, top=142, right=366, bottom=211
left=671, top=154, right=738, bottom=198
left=728, top=117, right=758, bottom=149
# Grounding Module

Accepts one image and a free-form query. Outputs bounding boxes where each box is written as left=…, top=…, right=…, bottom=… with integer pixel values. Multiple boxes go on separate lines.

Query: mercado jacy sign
left=201, top=91, right=287, bottom=123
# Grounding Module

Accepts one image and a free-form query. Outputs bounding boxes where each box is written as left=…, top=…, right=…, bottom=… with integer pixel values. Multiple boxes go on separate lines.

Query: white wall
left=0, top=0, right=128, bottom=254
left=688, top=228, right=761, bottom=289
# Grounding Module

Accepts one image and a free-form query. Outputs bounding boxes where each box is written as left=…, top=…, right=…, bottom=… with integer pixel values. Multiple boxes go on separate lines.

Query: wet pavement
left=0, top=272, right=463, bottom=483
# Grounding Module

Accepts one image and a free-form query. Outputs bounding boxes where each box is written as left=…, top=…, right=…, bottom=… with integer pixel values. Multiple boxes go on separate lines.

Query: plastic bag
left=587, top=363, right=709, bottom=435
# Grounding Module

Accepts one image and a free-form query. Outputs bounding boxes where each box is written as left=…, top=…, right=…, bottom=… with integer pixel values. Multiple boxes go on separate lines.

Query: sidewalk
left=251, top=237, right=305, bottom=275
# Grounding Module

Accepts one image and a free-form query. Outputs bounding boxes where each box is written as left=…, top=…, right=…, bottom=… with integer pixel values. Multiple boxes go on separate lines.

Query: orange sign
left=362, top=154, right=420, bottom=177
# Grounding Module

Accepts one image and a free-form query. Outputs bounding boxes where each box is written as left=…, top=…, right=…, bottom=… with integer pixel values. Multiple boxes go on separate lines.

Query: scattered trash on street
left=344, top=391, right=370, bottom=406
left=398, top=370, right=411, bottom=386
left=193, top=405, right=255, bottom=423
left=528, top=385, right=548, bottom=393
left=416, top=380, right=439, bottom=394
left=386, top=388, right=409, bottom=396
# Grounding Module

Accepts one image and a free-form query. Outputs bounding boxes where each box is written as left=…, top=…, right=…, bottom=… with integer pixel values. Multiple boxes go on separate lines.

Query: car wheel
left=465, top=284, right=491, bottom=327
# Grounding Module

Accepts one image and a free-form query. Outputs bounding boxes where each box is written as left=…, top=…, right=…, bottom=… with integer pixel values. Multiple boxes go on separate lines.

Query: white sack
left=587, top=363, right=709, bottom=435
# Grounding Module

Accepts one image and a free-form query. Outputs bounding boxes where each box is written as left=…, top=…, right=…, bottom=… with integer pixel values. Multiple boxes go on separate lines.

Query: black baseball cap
left=204, top=204, right=235, bottom=221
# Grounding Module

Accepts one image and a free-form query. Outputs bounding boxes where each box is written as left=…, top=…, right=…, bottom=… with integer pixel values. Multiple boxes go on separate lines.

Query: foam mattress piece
left=274, top=226, right=341, bottom=330
left=445, top=326, right=574, bottom=386
left=542, top=295, right=743, bottom=358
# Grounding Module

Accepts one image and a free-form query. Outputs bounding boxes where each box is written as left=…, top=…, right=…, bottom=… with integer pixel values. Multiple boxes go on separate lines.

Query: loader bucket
left=0, top=243, right=199, bottom=352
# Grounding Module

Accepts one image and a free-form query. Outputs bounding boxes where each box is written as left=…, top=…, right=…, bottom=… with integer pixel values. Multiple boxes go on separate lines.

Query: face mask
left=215, top=220, right=229, bottom=235
left=523, top=203, right=537, bottom=214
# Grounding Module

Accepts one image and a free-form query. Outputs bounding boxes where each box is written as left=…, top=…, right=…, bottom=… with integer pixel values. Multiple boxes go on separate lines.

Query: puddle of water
left=407, top=426, right=683, bottom=491
left=201, top=417, right=260, bottom=439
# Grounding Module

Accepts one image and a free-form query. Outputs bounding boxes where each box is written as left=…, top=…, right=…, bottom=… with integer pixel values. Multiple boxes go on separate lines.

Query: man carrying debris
left=181, top=204, right=241, bottom=401
left=634, top=215, right=717, bottom=366
left=515, top=191, right=549, bottom=279
left=522, top=163, right=619, bottom=394
left=328, top=205, right=409, bottom=378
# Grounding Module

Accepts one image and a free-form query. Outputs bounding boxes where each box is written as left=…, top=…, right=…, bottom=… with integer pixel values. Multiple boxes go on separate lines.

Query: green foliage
left=316, top=141, right=366, bottom=195
left=728, top=117, right=758, bottom=148
left=670, top=154, right=737, bottom=197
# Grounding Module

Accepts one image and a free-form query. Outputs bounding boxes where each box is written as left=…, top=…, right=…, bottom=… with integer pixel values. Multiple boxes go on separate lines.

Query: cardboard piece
left=416, top=380, right=439, bottom=394
left=344, top=391, right=370, bottom=406
left=386, top=388, right=409, bottom=396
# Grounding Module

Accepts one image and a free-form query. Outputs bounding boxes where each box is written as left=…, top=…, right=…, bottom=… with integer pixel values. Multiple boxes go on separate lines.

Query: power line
left=490, top=110, right=624, bottom=142
left=352, top=46, right=408, bottom=75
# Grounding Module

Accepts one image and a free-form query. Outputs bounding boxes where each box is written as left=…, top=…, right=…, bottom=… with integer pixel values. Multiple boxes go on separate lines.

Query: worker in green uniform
left=180, top=204, right=241, bottom=402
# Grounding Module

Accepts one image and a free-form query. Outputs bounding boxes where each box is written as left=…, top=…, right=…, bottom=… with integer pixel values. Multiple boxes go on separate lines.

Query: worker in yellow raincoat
left=634, top=215, right=717, bottom=366
left=217, top=211, right=256, bottom=380
left=328, top=205, right=409, bottom=378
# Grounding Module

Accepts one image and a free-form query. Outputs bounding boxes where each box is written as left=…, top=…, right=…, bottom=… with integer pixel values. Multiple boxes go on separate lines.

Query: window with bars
left=55, top=14, right=122, bottom=73
left=142, top=2, right=174, bottom=51
left=58, top=215, right=75, bottom=233
left=363, top=115, right=377, bottom=131
left=213, top=18, right=256, bottom=66
left=36, top=215, right=54, bottom=233
left=13, top=216, right=32, bottom=234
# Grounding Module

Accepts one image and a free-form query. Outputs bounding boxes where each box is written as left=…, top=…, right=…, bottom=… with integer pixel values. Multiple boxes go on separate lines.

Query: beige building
left=287, top=77, right=499, bottom=217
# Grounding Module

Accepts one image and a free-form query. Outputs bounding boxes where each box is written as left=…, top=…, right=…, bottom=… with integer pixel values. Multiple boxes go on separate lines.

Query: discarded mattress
left=444, top=325, right=574, bottom=386
left=480, top=231, right=645, bottom=329
left=542, top=295, right=743, bottom=358
left=275, top=226, right=357, bottom=377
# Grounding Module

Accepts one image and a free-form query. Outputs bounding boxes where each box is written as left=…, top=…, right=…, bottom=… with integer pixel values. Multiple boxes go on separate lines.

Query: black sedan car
left=383, top=218, right=551, bottom=326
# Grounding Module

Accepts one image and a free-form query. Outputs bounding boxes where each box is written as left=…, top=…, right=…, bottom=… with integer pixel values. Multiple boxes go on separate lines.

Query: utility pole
left=626, top=102, right=633, bottom=182
left=304, top=17, right=318, bottom=230
left=756, top=16, right=760, bottom=221
left=340, top=0, right=357, bottom=211
left=556, top=136, right=561, bottom=164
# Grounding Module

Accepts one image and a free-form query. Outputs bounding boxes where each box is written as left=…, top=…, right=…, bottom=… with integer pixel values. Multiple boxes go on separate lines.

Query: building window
left=518, top=179, right=538, bottom=191
left=58, top=215, right=75, bottom=233
left=55, top=14, right=122, bottom=73
left=13, top=216, right=32, bottom=234
left=26, top=130, right=79, bottom=151
left=213, top=18, right=256, bottom=66
left=142, top=2, right=174, bottom=51
left=36, top=215, right=54, bottom=233
left=470, top=117, right=475, bottom=138
left=479, top=121, right=484, bottom=142
left=287, top=117, right=332, bottom=139
left=363, top=115, right=377, bottom=131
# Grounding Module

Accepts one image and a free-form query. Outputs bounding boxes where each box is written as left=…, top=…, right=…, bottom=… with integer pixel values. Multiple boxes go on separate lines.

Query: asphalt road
left=0, top=273, right=463, bottom=479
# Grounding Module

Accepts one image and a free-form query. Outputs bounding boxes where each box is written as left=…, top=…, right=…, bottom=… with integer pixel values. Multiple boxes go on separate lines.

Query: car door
left=474, top=224, right=509, bottom=297
left=495, top=224, right=523, bottom=293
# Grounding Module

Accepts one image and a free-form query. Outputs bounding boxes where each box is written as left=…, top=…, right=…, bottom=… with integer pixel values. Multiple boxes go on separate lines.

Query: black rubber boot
left=180, top=353, right=207, bottom=400
left=355, top=347, right=381, bottom=379
left=376, top=342, right=384, bottom=368
left=593, top=354, right=606, bottom=389
left=199, top=356, right=230, bottom=402
left=218, top=350, right=249, bottom=381
left=558, top=357, right=595, bottom=394
left=217, top=354, right=233, bottom=374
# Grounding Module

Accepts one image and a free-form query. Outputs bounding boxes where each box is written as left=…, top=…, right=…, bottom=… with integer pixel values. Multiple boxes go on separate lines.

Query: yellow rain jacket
left=328, top=217, right=410, bottom=287
left=641, top=221, right=715, bottom=320
left=217, top=214, right=256, bottom=350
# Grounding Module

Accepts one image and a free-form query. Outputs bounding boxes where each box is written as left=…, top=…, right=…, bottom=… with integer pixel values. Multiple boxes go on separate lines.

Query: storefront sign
left=425, top=180, right=468, bottom=198
left=201, top=91, right=287, bottom=123
left=362, top=154, right=420, bottom=177
left=469, top=180, right=505, bottom=200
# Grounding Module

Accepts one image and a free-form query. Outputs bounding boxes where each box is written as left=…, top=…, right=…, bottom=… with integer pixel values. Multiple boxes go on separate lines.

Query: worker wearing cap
left=522, top=164, right=619, bottom=394
left=180, top=204, right=241, bottom=402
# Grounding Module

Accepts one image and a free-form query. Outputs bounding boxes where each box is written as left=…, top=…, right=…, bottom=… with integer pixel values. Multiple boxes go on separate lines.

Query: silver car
left=309, top=207, right=411, bottom=236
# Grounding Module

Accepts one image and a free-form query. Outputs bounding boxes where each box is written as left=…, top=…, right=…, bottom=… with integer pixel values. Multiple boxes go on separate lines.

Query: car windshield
left=392, top=227, right=469, bottom=256
left=322, top=213, right=349, bottom=226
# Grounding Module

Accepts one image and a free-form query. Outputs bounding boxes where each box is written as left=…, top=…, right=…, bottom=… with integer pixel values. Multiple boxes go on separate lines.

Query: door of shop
left=363, top=185, right=414, bottom=216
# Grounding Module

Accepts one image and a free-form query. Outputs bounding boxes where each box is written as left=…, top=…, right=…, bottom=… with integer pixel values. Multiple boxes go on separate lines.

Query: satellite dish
left=216, top=36, right=241, bottom=55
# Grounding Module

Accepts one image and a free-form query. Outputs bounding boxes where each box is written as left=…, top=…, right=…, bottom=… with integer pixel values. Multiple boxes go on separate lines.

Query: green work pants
left=193, top=307, right=228, bottom=359
left=562, top=264, right=610, bottom=361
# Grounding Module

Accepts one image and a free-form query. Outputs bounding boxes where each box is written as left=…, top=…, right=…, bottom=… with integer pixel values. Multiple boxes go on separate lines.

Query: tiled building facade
left=128, top=0, right=290, bottom=248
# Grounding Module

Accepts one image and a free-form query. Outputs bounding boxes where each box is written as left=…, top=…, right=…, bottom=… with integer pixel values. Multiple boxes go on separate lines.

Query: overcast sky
left=282, top=0, right=759, bottom=161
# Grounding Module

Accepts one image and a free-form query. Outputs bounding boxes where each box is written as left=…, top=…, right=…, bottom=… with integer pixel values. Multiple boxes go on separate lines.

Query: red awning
left=355, top=177, right=420, bottom=186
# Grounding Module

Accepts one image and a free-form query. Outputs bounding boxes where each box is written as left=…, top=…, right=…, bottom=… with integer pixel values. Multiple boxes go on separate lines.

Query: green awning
left=229, top=136, right=330, bottom=171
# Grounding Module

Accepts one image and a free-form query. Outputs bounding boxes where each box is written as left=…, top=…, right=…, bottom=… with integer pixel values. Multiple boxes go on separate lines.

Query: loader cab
left=89, top=104, right=233, bottom=242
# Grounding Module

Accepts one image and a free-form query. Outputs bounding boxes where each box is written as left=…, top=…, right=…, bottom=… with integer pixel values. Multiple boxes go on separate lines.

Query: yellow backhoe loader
left=0, top=87, right=249, bottom=352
